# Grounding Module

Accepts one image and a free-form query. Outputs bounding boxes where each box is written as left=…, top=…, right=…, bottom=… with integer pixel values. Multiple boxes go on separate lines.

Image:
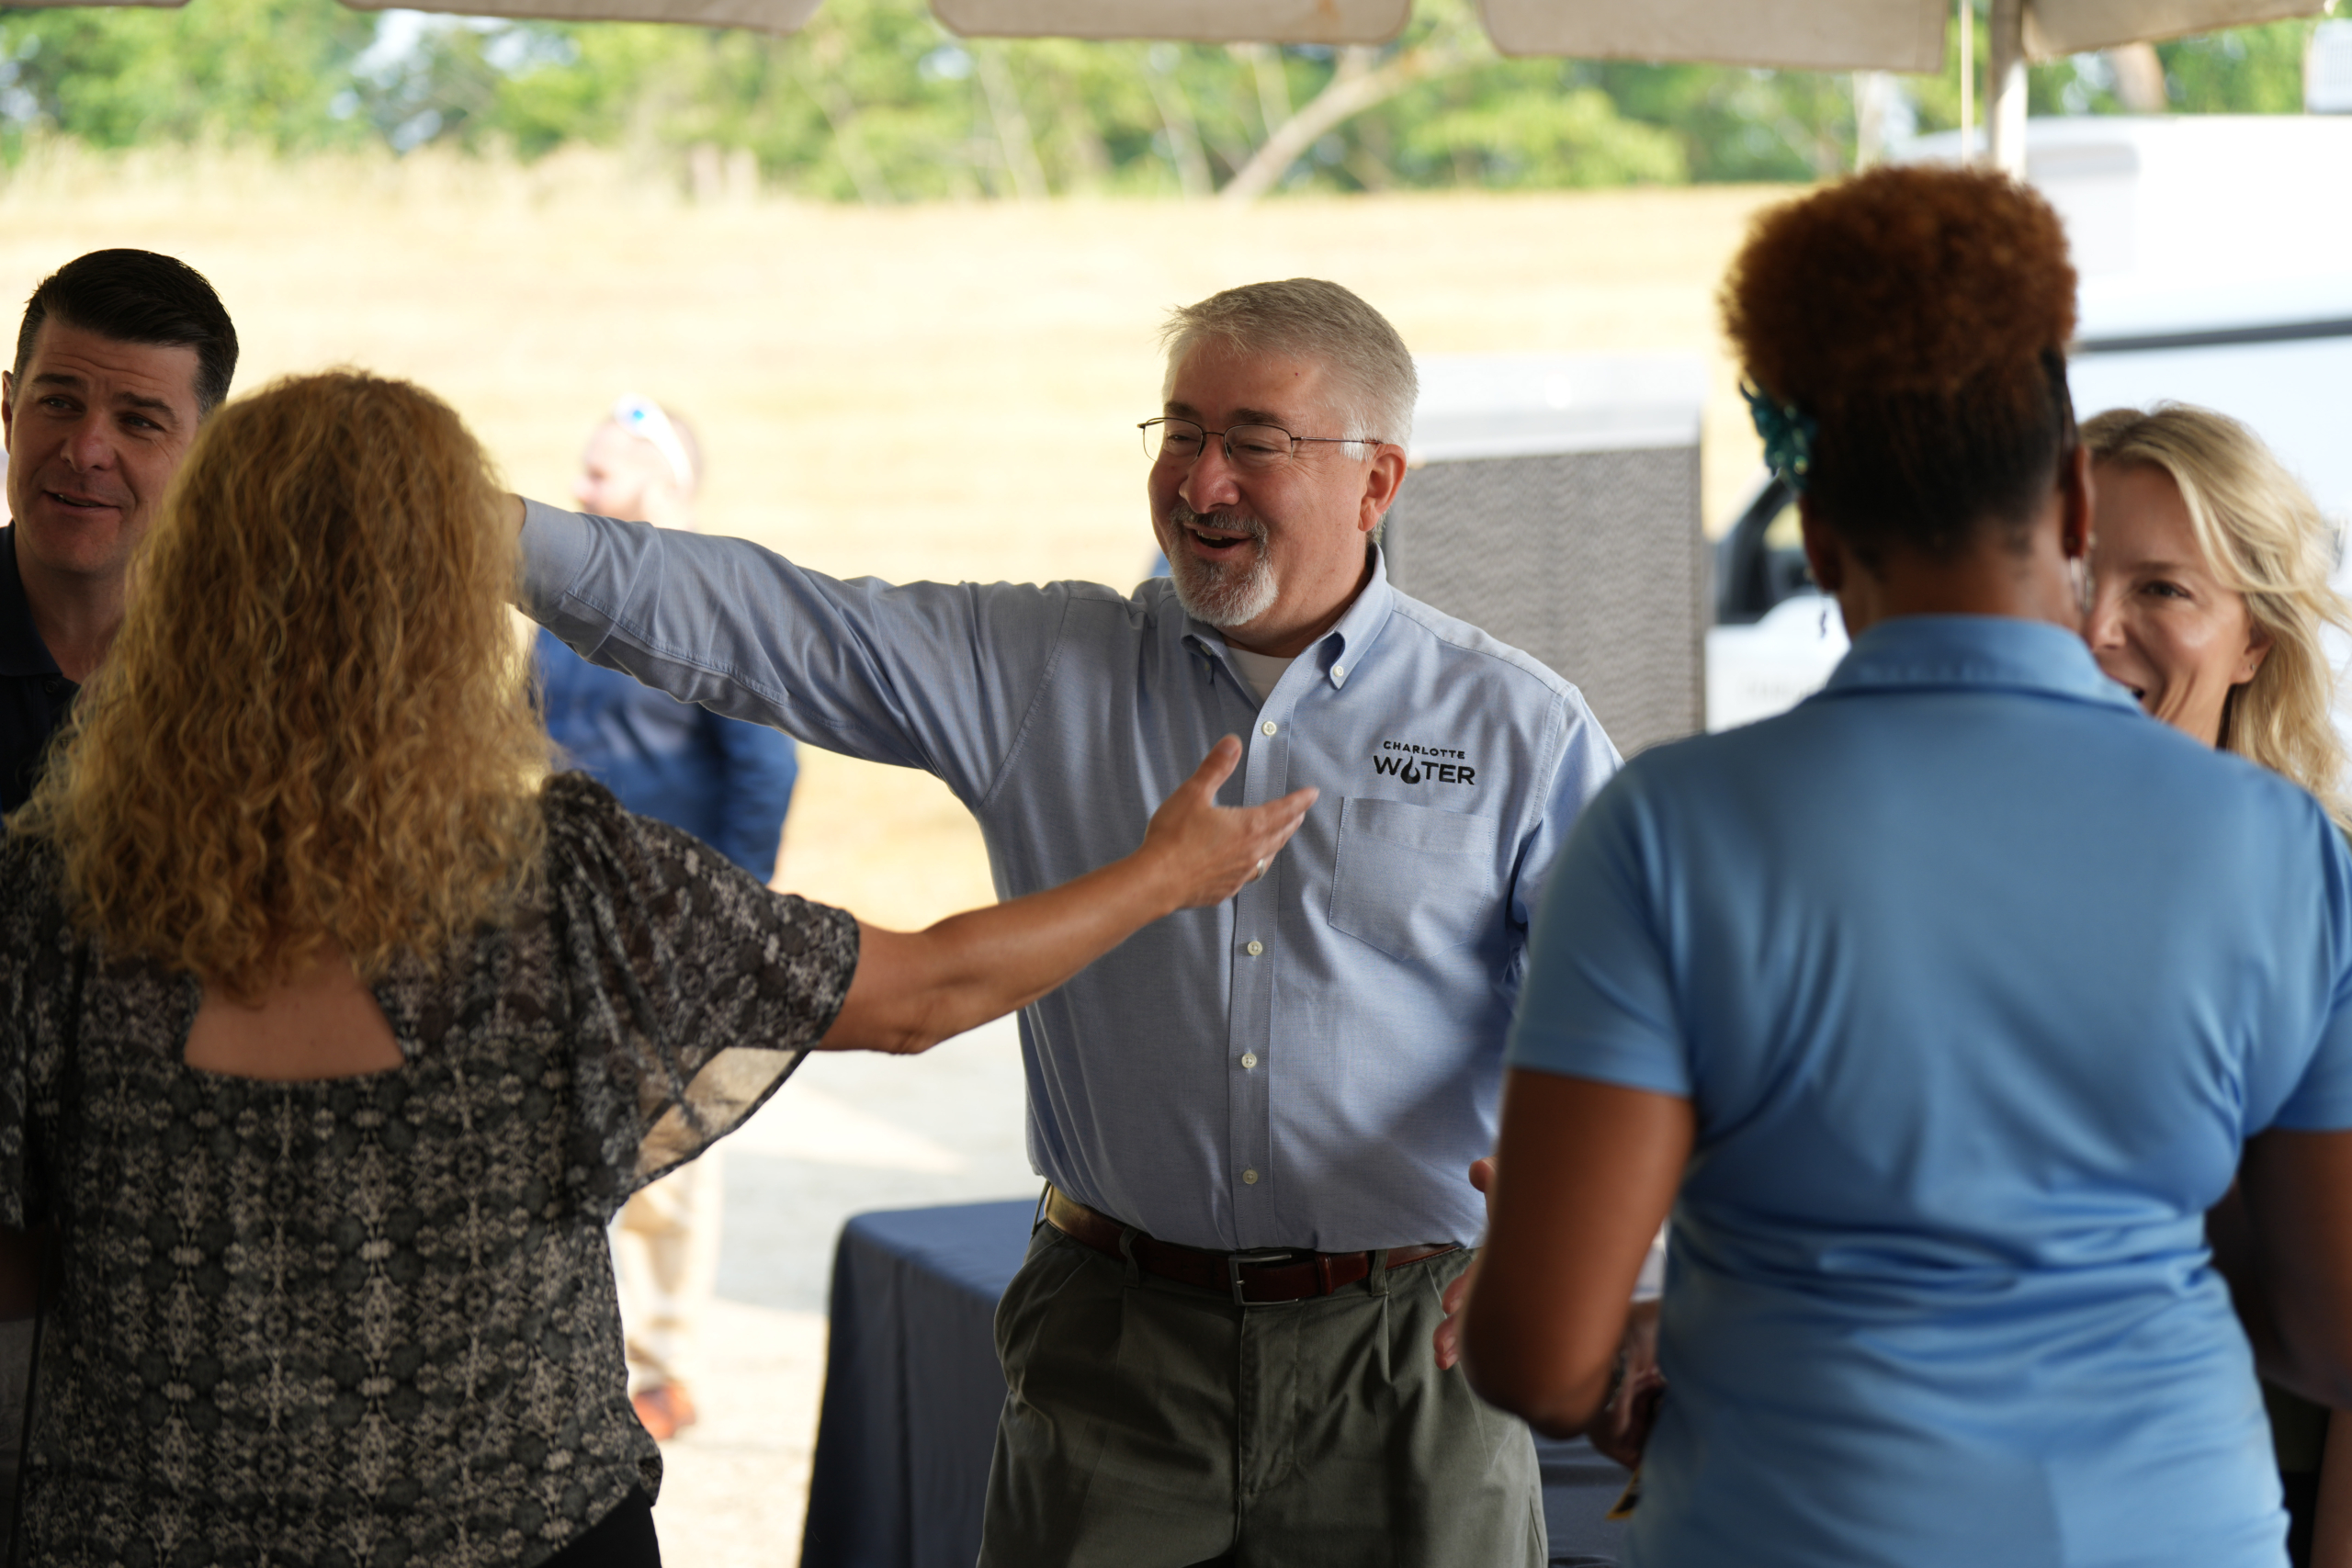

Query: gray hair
left=1159, top=278, right=1417, bottom=454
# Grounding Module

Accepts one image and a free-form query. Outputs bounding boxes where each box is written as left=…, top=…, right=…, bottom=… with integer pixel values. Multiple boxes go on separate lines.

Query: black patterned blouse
left=0, top=773, right=859, bottom=1567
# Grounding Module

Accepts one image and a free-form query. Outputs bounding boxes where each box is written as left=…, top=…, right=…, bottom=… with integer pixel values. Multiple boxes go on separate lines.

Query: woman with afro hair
left=1452, top=164, right=2352, bottom=1567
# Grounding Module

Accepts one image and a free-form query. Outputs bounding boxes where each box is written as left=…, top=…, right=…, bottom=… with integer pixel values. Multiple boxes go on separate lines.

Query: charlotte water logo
left=1373, top=739, right=1477, bottom=787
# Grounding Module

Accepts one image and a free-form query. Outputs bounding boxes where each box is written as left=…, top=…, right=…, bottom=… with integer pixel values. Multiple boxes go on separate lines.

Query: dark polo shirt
left=0, top=525, right=74, bottom=815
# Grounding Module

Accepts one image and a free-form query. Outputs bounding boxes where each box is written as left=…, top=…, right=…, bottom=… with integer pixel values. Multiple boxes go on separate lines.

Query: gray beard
left=1163, top=504, right=1278, bottom=627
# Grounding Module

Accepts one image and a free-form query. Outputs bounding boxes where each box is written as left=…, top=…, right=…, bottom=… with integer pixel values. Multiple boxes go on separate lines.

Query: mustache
left=1169, top=502, right=1270, bottom=547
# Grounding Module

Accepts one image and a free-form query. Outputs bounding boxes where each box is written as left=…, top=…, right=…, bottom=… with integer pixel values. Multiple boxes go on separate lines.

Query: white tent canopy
left=334, top=0, right=815, bottom=28
left=931, top=0, right=1408, bottom=45
left=1476, top=0, right=2320, bottom=70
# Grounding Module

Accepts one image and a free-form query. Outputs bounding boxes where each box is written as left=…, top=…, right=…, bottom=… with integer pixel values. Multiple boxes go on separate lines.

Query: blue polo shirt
left=1510, top=615, right=2352, bottom=1568
left=0, top=525, right=74, bottom=816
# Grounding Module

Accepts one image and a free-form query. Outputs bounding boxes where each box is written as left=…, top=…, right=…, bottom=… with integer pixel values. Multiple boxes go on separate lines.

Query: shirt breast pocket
left=1328, top=796, right=1502, bottom=960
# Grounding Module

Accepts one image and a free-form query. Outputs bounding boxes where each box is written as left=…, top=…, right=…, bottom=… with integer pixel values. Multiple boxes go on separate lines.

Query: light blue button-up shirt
left=1511, top=615, right=2352, bottom=1568
left=522, top=502, right=1620, bottom=1250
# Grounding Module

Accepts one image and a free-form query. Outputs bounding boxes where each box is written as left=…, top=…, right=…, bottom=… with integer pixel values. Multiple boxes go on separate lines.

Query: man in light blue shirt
left=518, top=278, right=1619, bottom=1565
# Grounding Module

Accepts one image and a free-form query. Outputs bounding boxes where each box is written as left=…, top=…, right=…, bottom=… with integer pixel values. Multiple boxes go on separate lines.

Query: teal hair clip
left=1741, top=381, right=1816, bottom=493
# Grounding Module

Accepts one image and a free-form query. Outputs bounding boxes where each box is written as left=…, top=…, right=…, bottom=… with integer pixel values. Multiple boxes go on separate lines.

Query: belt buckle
left=1226, top=1247, right=1301, bottom=1307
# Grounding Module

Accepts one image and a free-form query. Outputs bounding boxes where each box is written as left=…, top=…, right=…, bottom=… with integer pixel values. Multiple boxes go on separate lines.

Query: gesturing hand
left=1142, top=736, right=1317, bottom=910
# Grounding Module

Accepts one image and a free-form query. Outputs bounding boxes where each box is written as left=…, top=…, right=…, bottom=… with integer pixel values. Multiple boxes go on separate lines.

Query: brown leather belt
left=1043, top=1186, right=1461, bottom=1306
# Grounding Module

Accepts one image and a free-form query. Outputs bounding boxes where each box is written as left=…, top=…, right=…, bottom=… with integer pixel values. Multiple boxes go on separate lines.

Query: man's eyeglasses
left=1138, top=417, right=1374, bottom=471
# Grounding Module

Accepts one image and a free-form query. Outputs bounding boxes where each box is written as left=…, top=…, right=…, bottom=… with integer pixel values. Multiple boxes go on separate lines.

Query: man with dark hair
left=0, top=244, right=233, bottom=1543
left=0, top=247, right=236, bottom=810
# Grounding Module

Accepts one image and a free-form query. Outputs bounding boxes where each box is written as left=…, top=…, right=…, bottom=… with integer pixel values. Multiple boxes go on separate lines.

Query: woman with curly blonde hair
left=0, top=369, right=1313, bottom=1568
left=1455, top=164, right=2352, bottom=1568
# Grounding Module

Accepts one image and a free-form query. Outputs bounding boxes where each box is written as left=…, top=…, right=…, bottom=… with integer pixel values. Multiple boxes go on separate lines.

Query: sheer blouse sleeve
left=537, top=773, right=859, bottom=1201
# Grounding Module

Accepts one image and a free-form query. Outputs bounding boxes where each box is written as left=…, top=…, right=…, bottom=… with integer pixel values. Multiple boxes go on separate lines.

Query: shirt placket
left=1224, top=654, right=1314, bottom=1247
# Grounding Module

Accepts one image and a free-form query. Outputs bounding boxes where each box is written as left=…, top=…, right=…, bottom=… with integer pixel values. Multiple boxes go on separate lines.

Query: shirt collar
left=0, top=525, right=61, bottom=680
left=1818, top=613, right=2141, bottom=714
left=1180, top=544, right=1396, bottom=694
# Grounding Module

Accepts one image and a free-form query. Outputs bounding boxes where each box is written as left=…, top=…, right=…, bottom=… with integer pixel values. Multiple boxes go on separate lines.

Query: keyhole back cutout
left=184, top=946, right=405, bottom=1081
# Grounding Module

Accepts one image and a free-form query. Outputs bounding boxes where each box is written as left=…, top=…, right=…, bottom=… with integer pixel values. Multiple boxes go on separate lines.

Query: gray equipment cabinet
left=1382, top=355, right=1709, bottom=757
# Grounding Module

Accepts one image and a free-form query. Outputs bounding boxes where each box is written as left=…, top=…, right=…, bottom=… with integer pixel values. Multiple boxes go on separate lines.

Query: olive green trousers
left=978, top=1222, right=1546, bottom=1568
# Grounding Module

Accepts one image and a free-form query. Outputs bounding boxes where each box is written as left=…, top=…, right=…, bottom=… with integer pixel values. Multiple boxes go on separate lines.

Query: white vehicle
left=1707, top=117, right=2352, bottom=732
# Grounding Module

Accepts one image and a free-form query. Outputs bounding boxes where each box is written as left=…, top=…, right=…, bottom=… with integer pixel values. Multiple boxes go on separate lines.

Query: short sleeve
left=1505, top=768, right=1692, bottom=1099
left=538, top=774, right=859, bottom=1192
left=2270, top=820, right=2352, bottom=1132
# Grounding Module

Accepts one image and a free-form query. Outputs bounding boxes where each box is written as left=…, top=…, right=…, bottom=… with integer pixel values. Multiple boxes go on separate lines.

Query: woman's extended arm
left=817, top=736, right=1315, bottom=1055
left=1457, top=1069, right=1693, bottom=1438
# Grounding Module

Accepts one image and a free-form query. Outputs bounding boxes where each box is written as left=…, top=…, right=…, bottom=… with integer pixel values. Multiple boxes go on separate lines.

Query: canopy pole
left=1959, top=0, right=1973, bottom=160
left=1988, top=0, right=2028, bottom=176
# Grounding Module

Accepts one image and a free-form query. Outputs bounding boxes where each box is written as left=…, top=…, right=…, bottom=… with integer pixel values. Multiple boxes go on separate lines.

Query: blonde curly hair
left=11, top=369, right=549, bottom=1000
left=2085, top=402, right=2352, bottom=830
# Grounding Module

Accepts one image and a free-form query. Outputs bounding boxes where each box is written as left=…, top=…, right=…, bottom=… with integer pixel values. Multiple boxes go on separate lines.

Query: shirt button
left=1261, top=720, right=1278, bottom=737
left=1332, top=663, right=1346, bottom=682
left=1245, top=940, right=1263, bottom=957
left=1241, top=1053, right=1259, bottom=1069
left=1242, top=1168, right=1259, bottom=1185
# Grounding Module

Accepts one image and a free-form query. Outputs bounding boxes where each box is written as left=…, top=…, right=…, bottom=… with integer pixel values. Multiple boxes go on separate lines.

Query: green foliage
left=1905, top=5, right=2318, bottom=132
left=0, top=0, right=377, bottom=152
left=1402, top=83, right=1688, bottom=187
left=0, top=0, right=2333, bottom=195
left=2160, top=17, right=2314, bottom=113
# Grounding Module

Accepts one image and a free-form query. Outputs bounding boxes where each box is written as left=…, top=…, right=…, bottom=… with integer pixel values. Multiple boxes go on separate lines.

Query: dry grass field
left=0, top=143, right=1781, bottom=933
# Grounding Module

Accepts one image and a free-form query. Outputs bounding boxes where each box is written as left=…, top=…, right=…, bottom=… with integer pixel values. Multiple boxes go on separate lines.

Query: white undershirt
left=1224, top=646, right=1295, bottom=705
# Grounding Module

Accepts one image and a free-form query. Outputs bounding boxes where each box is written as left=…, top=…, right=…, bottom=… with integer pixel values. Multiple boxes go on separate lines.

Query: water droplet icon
left=1401, top=760, right=1422, bottom=784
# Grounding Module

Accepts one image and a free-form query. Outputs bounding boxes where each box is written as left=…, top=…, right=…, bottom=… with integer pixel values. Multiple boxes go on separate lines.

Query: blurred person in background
left=513, top=278, right=1619, bottom=1567
left=537, top=396, right=799, bottom=1443
left=0, top=368, right=1316, bottom=1568
left=0, top=245, right=236, bottom=1544
left=1457, top=165, right=2352, bottom=1568
left=2084, top=401, right=2352, bottom=1568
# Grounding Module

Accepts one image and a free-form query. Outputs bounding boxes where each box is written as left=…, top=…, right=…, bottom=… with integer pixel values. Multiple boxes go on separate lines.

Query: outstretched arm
left=818, top=737, right=1315, bottom=1055
left=511, top=498, right=1066, bottom=797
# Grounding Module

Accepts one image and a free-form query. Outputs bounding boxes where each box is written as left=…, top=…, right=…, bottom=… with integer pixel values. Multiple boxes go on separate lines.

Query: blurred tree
left=0, top=0, right=376, bottom=152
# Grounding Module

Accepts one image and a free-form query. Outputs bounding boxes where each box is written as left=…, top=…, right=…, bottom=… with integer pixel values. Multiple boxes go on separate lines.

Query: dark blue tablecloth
left=797, top=1199, right=1628, bottom=1568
